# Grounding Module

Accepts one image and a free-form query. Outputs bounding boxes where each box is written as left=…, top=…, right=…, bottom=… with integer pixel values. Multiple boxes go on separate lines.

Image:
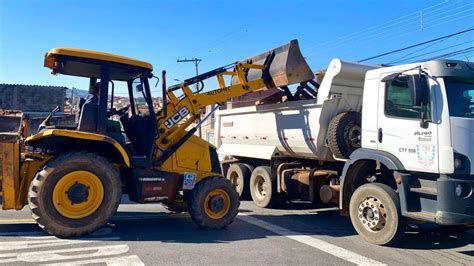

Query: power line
left=389, top=39, right=474, bottom=64
left=426, top=46, right=474, bottom=60
left=304, top=1, right=465, bottom=54
left=305, top=1, right=474, bottom=59
left=357, top=28, right=474, bottom=63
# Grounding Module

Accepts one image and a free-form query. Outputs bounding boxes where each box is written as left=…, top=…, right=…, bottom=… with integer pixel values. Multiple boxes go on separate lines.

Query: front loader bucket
left=236, top=39, right=314, bottom=88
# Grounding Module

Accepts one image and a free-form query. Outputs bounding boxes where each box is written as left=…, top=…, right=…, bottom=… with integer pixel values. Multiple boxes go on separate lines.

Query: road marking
left=0, top=237, right=119, bottom=251
left=0, top=244, right=129, bottom=263
left=44, top=255, right=145, bottom=266
left=238, top=214, right=386, bottom=266
left=0, top=219, right=35, bottom=224
left=0, top=228, right=144, bottom=265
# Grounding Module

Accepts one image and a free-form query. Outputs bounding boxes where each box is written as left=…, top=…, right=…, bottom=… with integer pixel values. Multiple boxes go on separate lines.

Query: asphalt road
left=0, top=197, right=473, bottom=265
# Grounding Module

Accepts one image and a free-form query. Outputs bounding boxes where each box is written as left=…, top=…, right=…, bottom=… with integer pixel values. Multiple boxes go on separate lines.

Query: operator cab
left=44, top=48, right=157, bottom=165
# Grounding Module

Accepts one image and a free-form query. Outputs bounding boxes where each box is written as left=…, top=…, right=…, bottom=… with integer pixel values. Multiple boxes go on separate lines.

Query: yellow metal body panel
left=0, top=142, right=20, bottom=210
left=45, top=48, right=153, bottom=71
left=25, top=129, right=131, bottom=167
left=159, top=135, right=220, bottom=181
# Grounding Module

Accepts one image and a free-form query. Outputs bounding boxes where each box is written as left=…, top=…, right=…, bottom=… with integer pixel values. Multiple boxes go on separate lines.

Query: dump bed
left=215, top=59, right=377, bottom=161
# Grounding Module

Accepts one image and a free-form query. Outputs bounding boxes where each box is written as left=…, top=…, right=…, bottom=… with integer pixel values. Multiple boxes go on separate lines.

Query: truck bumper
left=436, top=175, right=474, bottom=225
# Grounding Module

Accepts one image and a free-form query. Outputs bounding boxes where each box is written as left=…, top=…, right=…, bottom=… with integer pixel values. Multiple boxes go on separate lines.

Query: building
left=0, top=84, right=67, bottom=113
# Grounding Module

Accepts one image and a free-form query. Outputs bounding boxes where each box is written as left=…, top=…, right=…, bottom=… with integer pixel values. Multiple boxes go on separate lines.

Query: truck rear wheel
left=188, top=176, right=239, bottom=229
left=28, top=152, right=122, bottom=238
left=327, top=112, right=361, bottom=159
left=250, top=166, right=281, bottom=208
left=349, top=183, right=406, bottom=246
left=226, top=163, right=253, bottom=199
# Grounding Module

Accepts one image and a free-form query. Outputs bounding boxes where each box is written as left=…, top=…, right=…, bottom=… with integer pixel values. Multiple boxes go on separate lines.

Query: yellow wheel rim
left=52, top=171, right=104, bottom=219
left=204, top=189, right=231, bottom=219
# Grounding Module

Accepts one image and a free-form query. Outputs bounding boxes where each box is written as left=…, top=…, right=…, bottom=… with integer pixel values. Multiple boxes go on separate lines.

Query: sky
left=1, top=0, right=473, bottom=97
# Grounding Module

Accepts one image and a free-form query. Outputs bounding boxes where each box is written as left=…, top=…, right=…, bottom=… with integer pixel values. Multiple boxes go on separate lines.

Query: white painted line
left=0, top=237, right=120, bottom=251
left=43, top=255, right=145, bottom=266
left=0, top=244, right=129, bottom=263
left=238, top=214, right=386, bottom=266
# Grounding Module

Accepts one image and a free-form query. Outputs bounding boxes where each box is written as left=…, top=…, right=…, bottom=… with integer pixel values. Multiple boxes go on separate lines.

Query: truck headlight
left=455, top=184, right=463, bottom=197
left=453, top=152, right=471, bottom=174
left=455, top=183, right=471, bottom=198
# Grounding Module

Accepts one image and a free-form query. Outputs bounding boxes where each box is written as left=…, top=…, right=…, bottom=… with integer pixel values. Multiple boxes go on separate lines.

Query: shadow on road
left=0, top=205, right=472, bottom=251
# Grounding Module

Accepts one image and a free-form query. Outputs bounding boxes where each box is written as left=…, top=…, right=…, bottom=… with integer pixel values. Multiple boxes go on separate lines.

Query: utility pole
left=177, top=57, right=203, bottom=138
left=177, top=57, right=202, bottom=91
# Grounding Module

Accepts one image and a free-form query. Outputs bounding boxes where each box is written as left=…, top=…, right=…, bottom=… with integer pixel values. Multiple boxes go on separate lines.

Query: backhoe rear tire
left=188, top=176, right=239, bottom=230
left=28, top=152, right=122, bottom=238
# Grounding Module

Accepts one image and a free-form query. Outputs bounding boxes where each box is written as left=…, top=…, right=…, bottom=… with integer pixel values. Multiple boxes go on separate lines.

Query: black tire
left=162, top=200, right=188, bottom=213
left=327, top=111, right=362, bottom=159
left=226, top=163, right=253, bottom=199
left=349, top=183, right=406, bottom=246
left=249, top=166, right=281, bottom=208
left=28, top=152, right=122, bottom=238
left=188, top=176, right=239, bottom=230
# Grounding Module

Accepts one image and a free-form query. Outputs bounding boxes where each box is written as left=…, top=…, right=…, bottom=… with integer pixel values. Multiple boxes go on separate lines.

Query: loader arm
left=154, top=39, right=314, bottom=164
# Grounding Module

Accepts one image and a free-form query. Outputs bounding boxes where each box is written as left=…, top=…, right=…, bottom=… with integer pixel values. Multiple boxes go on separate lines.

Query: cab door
left=377, top=73, right=439, bottom=173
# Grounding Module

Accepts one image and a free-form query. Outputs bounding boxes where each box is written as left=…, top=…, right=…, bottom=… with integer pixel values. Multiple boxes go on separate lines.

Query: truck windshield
left=445, top=78, right=474, bottom=118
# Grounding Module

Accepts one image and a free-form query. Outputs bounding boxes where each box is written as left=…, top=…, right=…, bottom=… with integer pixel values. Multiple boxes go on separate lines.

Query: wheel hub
left=345, top=123, right=361, bottom=148
left=358, top=197, right=386, bottom=231
left=255, top=175, right=267, bottom=199
left=52, top=170, right=105, bottom=219
left=209, top=195, right=225, bottom=213
left=204, top=189, right=231, bottom=220
left=67, top=183, right=89, bottom=204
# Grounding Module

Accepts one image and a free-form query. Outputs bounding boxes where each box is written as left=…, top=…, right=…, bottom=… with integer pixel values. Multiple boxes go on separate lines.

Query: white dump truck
left=216, top=50, right=474, bottom=245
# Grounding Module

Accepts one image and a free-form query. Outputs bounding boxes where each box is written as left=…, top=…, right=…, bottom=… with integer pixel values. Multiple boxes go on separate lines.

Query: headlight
left=455, top=184, right=463, bottom=197
left=455, top=183, right=472, bottom=198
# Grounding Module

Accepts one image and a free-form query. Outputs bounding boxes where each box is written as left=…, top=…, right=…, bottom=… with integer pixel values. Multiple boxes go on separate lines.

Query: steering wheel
left=108, top=105, right=130, bottom=117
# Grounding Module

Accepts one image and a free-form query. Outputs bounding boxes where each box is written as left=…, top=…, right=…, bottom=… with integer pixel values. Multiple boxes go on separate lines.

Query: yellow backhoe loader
left=0, top=40, right=313, bottom=237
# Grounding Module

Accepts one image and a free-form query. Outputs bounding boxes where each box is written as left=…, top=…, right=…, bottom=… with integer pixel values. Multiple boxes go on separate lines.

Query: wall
left=0, top=84, right=66, bottom=112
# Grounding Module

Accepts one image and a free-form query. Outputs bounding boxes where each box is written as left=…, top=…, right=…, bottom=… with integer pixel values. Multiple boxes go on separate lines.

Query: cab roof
left=44, top=48, right=153, bottom=81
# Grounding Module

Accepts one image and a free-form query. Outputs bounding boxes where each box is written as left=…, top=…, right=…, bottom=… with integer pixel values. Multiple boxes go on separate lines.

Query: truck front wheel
left=250, top=166, right=281, bottom=208
left=188, top=176, right=239, bottom=229
left=349, top=183, right=406, bottom=245
left=28, top=152, right=122, bottom=237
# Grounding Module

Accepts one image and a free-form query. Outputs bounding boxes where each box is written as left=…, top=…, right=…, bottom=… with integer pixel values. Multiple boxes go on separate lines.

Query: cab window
left=132, top=77, right=150, bottom=116
left=385, top=75, right=430, bottom=119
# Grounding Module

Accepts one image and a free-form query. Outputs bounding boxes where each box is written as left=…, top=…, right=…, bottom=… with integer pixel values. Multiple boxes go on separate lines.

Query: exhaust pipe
left=233, top=39, right=314, bottom=88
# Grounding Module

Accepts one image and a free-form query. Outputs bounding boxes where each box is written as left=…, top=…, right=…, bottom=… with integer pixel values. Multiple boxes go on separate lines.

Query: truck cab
left=342, top=60, right=474, bottom=243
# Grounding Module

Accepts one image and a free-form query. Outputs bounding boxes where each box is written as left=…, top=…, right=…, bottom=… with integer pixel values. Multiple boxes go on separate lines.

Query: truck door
left=377, top=73, right=439, bottom=173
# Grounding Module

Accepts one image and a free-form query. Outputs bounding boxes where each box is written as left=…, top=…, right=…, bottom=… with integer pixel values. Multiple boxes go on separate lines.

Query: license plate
left=182, top=172, right=196, bottom=190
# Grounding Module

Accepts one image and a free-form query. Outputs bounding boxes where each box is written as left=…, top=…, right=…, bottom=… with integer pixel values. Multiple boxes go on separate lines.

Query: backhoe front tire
left=28, top=152, right=122, bottom=238
left=188, top=176, right=239, bottom=230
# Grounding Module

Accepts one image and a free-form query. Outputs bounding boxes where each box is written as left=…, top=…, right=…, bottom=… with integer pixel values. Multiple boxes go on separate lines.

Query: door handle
left=378, top=128, right=383, bottom=143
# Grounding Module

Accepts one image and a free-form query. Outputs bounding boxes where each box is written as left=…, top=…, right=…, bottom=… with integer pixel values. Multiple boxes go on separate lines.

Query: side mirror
left=135, top=84, right=143, bottom=92
left=410, top=75, right=429, bottom=106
